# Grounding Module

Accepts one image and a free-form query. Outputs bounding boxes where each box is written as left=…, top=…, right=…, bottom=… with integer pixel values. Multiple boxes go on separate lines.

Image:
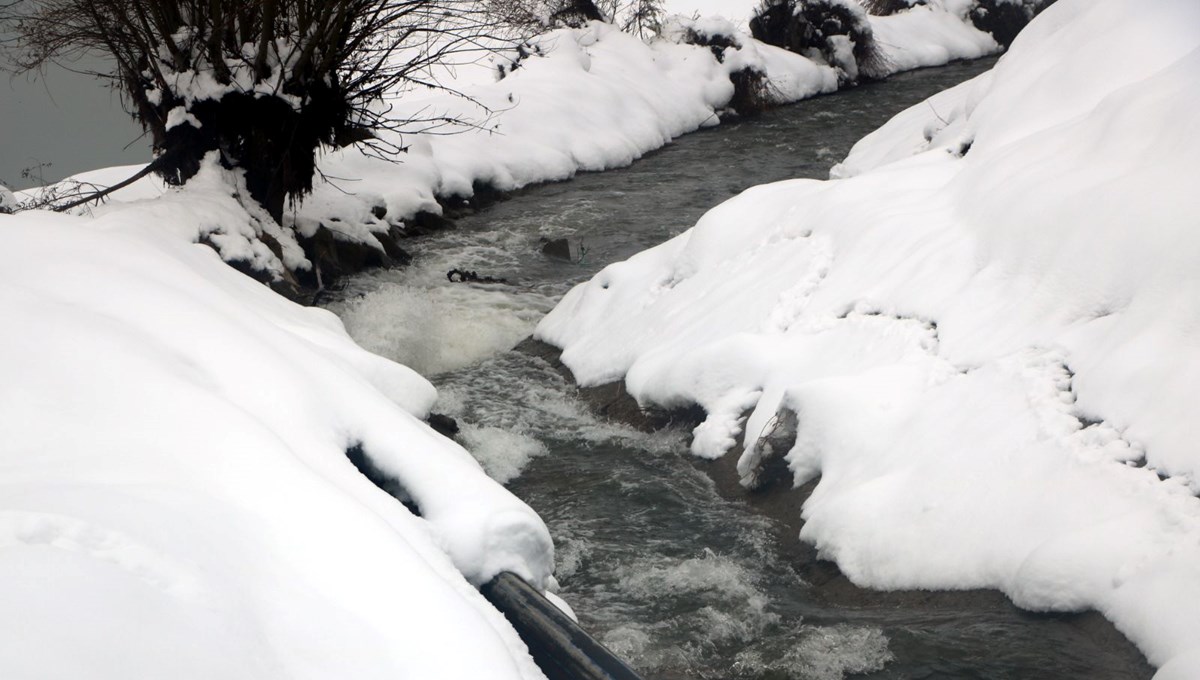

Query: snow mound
left=870, top=1, right=999, bottom=70
left=538, top=0, right=1200, bottom=674
left=0, top=181, right=553, bottom=678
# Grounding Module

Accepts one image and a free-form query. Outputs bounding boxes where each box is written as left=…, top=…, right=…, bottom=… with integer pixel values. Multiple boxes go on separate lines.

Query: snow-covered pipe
left=481, top=572, right=644, bottom=680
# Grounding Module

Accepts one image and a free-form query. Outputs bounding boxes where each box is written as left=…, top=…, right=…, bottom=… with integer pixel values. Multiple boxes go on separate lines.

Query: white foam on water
left=457, top=424, right=548, bottom=484
left=326, top=225, right=565, bottom=377
left=550, top=529, right=592, bottom=582
left=696, top=603, right=779, bottom=646
left=616, top=549, right=781, bottom=644
left=786, top=625, right=894, bottom=680
left=731, top=624, right=894, bottom=680
left=438, top=355, right=688, bottom=459
left=519, top=390, right=686, bottom=455
left=599, top=626, right=652, bottom=662
left=600, top=624, right=697, bottom=674
left=618, top=549, right=759, bottom=598
left=328, top=281, right=548, bottom=376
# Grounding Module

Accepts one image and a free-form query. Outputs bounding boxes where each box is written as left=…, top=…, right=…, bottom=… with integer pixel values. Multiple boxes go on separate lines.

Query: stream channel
left=325, top=58, right=1154, bottom=679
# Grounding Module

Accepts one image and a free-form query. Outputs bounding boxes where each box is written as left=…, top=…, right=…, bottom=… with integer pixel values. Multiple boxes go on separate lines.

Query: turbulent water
left=326, top=58, right=1153, bottom=679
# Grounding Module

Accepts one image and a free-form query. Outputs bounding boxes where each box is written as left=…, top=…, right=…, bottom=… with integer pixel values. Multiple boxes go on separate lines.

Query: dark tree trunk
left=149, top=83, right=354, bottom=223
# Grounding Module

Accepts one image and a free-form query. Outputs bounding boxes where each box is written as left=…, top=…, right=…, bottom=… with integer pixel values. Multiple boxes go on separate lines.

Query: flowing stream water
left=325, top=58, right=1154, bottom=679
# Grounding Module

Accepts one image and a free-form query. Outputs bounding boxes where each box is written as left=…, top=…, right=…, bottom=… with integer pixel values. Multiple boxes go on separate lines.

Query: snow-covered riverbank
left=0, top=2, right=1038, bottom=677
left=303, top=1, right=997, bottom=233
left=14, top=1, right=997, bottom=285
left=0, top=162, right=556, bottom=678
left=537, top=0, right=1200, bottom=676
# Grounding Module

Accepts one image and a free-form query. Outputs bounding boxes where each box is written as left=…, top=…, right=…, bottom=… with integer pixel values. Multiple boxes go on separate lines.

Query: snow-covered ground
left=538, top=0, right=1200, bottom=676
left=0, top=2, right=1022, bottom=677
left=0, top=161, right=555, bottom=679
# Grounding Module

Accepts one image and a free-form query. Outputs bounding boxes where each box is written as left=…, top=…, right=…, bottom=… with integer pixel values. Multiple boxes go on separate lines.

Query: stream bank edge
left=513, top=336, right=1155, bottom=678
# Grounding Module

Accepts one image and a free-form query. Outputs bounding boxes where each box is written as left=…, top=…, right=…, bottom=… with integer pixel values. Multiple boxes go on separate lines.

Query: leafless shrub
left=485, top=0, right=664, bottom=37
left=750, top=0, right=888, bottom=83
left=968, top=0, right=1056, bottom=47
left=1, top=0, right=519, bottom=220
left=859, top=0, right=923, bottom=16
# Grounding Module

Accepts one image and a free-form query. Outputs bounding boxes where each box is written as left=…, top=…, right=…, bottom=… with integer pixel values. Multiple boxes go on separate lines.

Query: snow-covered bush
left=0, top=185, right=15, bottom=214
left=968, top=0, right=1056, bottom=46
left=494, top=41, right=548, bottom=80
left=749, top=0, right=888, bottom=83
left=662, top=15, right=746, bottom=57
left=1, top=1, right=506, bottom=222
left=487, top=0, right=605, bottom=29
left=600, top=0, right=668, bottom=36
left=660, top=16, right=781, bottom=116
left=859, top=0, right=925, bottom=15
left=487, top=0, right=666, bottom=36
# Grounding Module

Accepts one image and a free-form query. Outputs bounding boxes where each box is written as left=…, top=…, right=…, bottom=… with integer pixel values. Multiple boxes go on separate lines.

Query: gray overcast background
left=1, top=48, right=149, bottom=190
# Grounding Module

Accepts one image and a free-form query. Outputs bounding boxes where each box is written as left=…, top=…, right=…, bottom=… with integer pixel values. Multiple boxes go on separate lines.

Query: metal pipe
left=481, top=572, right=644, bottom=680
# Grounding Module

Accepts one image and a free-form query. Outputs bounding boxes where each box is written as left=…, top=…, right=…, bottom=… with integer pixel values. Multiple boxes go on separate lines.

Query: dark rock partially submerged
left=540, top=237, right=586, bottom=262
left=447, top=268, right=509, bottom=284
left=427, top=413, right=461, bottom=439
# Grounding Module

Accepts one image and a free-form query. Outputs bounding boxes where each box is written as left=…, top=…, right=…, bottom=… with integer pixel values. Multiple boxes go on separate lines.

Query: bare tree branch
left=52, top=156, right=166, bottom=212
left=0, top=0, right=531, bottom=221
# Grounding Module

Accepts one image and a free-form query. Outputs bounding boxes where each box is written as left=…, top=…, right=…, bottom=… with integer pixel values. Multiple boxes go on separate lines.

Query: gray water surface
left=1, top=50, right=148, bottom=189
left=328, top=58, right=1154, bottom=679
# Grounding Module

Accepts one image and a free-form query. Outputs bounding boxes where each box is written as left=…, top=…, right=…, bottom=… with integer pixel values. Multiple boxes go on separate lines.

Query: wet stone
left=541, top=237, right=586, bottom=262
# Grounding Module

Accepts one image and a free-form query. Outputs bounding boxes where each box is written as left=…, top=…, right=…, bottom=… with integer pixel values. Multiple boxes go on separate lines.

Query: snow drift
left=0, top=161, right=553, bottom=679
left=537, top=0, right=1200, bottom=675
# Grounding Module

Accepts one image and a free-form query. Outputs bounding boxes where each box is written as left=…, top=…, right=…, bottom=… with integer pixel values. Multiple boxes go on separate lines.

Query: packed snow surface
left=538, top=0, right=1200, bottom=675
left=0, top=161, right=553, bottom=679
